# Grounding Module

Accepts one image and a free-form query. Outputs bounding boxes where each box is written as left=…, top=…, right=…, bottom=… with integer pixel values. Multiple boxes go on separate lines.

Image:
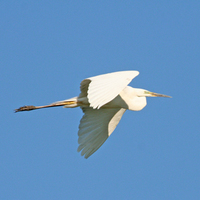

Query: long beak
left=150, top=92, right=172, bottom=98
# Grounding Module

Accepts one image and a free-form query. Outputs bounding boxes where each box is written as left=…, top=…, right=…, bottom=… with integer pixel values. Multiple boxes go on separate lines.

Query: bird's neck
left=120, top=87, right=147, bottom=111
left=128, top=96, right=147, bottom=111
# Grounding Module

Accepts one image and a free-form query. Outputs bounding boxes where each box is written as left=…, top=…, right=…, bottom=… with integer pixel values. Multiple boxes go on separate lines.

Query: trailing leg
left=15, top=97, right=79, bottom=112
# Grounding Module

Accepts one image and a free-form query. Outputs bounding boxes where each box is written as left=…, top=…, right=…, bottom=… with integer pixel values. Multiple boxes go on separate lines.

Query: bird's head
left=135, top=88, right=172, bottom=98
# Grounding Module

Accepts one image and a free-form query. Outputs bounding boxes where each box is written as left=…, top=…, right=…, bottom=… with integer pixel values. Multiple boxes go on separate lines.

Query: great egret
left=15, top=71, right=171, bottom=158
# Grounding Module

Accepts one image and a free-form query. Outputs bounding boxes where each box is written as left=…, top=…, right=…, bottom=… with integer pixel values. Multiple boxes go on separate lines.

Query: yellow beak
left=150, top=92, right=172, bottom=98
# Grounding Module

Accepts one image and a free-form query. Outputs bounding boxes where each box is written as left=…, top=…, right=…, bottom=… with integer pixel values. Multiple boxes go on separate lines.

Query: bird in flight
left=15, top=71, right=171, bottom=158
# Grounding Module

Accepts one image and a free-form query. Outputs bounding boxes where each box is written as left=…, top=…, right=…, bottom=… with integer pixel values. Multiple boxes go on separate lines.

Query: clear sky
left=1, top=1, right=200, bottom=199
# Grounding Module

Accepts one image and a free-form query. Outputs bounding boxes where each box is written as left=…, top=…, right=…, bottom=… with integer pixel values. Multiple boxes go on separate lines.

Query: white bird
left=15, top=70, right=171, bottom=158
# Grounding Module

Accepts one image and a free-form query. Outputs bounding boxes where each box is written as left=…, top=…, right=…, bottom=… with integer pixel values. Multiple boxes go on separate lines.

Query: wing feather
left=79, top=70, right=139, bottom=109
left=77, top=107, right=126, bottom=158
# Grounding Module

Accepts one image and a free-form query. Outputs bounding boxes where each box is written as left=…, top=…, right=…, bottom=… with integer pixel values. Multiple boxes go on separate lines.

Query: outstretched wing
left=77, top=107, right=126, bottom=159
left=79, top=70, right=139, bottom=109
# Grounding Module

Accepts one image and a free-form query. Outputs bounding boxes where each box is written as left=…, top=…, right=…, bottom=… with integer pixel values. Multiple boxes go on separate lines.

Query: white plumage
left=83, top=71, right=139, bottom=109
left=77, top=107, right=126, bottom=158
left=15, top=70, right=171, bottom=159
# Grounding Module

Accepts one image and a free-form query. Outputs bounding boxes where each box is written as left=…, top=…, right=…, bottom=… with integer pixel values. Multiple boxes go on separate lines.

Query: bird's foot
left=15, top=105, right=36, bottom=113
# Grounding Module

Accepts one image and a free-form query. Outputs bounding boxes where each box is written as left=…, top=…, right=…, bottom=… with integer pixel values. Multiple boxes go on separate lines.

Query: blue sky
left=1, top=1, right=200, bottom=199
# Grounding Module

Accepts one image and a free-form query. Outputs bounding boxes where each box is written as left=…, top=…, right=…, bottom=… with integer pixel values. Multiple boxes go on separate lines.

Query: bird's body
left=66, top=86, right=147, bottom=111
left=15, top=70, right=171, bottom=158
